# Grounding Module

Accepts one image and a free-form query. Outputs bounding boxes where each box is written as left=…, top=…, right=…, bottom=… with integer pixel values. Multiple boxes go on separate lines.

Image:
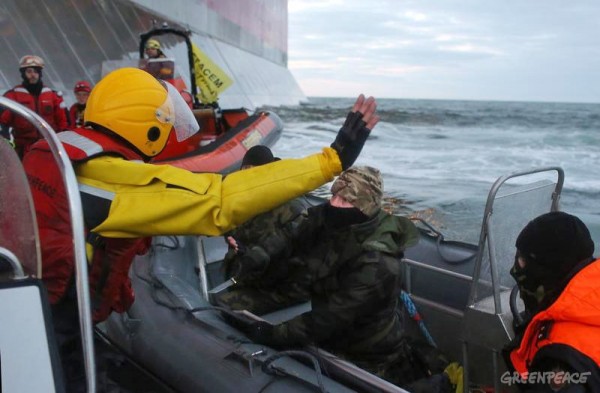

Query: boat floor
left=94, top=329, right=177, bottom=393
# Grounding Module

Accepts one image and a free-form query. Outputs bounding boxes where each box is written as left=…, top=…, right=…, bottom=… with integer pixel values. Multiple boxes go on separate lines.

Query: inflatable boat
left=100, top=164, right=562, bottom=393
left=0, top=96, right=564, bottom=392
left=153, top=108, right=283, bottom=173
left=103, top=26, right=284, bottom=174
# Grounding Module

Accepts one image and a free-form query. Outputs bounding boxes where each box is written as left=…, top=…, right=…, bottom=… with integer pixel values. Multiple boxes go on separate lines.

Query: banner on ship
left=191, top=43, right=233, bottom=104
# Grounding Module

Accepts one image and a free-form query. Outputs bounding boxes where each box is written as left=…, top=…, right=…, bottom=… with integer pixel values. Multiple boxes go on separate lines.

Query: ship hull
left=0, top=0, right=305, bottom=109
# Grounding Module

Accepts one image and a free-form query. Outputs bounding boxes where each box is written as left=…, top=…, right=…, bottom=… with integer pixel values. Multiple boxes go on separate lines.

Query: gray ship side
left=0, top=0, right=306, bottom=109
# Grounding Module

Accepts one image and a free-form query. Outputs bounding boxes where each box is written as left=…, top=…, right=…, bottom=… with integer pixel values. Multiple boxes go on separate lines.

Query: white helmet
left=19, top=55, right=45, bottom=69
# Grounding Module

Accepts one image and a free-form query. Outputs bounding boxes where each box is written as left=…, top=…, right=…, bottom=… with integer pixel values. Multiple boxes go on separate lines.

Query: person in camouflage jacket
left=215, top=194, right=313, bottom=315
left=215, top=145, right=314, bottom=315
left=232, top=166, right=421, bottom=384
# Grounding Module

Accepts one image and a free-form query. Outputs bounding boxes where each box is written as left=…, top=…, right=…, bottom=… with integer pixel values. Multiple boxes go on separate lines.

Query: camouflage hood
left=362, top=211, right=419, bottom=255
left=331, top=166, right=382, bottom=217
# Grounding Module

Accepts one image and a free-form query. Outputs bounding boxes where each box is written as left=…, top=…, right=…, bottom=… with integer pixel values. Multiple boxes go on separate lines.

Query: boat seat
left=195, top=235, right=313, bottom=324
left=150, top=236, right=206, bottom=310
left=200, top=236, right=231, bottom=290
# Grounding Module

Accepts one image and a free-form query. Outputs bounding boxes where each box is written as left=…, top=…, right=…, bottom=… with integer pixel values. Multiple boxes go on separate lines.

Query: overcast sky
left=287, top=0, right=600, bottom=103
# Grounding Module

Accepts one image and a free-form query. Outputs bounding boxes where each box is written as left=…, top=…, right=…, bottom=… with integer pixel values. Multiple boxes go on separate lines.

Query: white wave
left=273, top=99, right=600, bottom=248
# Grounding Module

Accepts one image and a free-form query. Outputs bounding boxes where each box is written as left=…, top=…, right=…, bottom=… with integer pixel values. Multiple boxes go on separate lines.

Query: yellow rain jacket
left=26, top=128, right=342, bottom=319
left=78, top=148, right=341, bottom=238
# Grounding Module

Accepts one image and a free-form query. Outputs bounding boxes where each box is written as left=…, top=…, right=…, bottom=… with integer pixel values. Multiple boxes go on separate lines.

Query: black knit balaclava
left=323, top=203, right=368, bottom=229
left=510, top=211, right=595, bottom=312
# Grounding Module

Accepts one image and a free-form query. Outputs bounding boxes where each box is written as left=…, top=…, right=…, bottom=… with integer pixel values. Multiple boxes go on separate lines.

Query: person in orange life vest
left=22, top=67, right=378, bottom=389
left=0, top=55, right=68, bottom=158
left=504, top=212, right=600, bottom=392
left=69, top=80, right=92, bottom=128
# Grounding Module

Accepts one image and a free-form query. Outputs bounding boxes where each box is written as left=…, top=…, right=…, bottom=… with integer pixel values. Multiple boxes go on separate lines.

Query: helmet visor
left=156, top=82, right=200, bottom=142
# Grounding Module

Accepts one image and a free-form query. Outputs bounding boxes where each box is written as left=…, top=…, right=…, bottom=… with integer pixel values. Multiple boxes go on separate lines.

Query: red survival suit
left=68, top=103, right=86, bottom=128
left=510, top=259, right=600, bottom=383
left=24, top=128, right=150, bottom=322
left=1, top=86, right=68, bottom=157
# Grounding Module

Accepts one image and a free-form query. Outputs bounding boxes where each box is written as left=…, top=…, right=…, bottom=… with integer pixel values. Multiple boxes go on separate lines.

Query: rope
left=400, top=291, right=437, bottom=348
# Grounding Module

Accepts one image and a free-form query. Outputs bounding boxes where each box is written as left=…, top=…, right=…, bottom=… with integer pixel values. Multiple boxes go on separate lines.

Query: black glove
left=331, top=111, right=371, bottom=170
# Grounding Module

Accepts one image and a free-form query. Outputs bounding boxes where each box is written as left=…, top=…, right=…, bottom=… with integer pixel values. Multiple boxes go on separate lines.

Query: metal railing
left=0, top=96, right=96, bottom=392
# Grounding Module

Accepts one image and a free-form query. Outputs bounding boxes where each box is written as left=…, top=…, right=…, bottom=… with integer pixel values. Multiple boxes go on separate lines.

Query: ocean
left=270, top=97, right=600, bottom=250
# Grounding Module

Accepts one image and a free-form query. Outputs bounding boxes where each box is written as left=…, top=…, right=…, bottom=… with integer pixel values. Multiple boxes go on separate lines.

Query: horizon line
left=303, top=95, right=600, bottom=106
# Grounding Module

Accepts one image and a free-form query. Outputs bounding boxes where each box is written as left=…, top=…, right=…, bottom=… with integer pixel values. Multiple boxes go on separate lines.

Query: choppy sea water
left=267, top=97, right=600, bottom=250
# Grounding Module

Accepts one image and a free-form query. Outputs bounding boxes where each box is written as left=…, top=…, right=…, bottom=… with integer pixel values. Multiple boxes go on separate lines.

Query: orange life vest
left=510, top=259, right=600, bottom=374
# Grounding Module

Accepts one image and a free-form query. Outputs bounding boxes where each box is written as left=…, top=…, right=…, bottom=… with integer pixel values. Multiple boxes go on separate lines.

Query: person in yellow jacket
left=22, top=67, right=379, bottom=391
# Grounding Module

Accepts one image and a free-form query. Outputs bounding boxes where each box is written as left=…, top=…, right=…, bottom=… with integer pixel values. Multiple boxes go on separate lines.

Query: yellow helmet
left=145, top=39, right=161, bottom=50
left=85, top=67, right=199, bottom=157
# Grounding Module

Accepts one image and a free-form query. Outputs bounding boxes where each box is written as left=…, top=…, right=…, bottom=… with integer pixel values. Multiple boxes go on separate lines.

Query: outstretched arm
left=331, top=94, right=380, bottom=169
left=86, top=95, right=380, bottom=238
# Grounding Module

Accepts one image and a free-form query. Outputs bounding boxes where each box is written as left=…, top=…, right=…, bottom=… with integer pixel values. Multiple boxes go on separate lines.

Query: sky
left=287, top=0, right=600, bottom=103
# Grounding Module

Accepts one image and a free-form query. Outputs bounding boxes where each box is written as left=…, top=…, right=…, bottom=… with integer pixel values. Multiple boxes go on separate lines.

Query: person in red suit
left=68, top=80, right=92, bottom=128
left=0, top=55, right=68, bottom=158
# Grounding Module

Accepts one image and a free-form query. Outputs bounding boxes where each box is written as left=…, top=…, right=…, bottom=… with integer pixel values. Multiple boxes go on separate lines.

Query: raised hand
left=350, top=94, right=380, bottom=133
left=331, top=94, right=379, bottom=169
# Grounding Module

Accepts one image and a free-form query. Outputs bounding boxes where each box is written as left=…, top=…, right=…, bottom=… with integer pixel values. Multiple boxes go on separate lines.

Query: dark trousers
left=50, top=290, right=126, bottom=393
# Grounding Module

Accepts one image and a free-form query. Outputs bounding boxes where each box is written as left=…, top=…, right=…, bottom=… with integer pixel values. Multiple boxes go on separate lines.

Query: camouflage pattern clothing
left=215, top=196, right=313, bottom=315
left=265, top=203, right=419, bottom=378
left=330, top=165, right=383, bottom=217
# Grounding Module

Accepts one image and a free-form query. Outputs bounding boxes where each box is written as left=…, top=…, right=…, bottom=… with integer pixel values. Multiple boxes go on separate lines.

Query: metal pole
left=0, top=97, right=96, bottom=392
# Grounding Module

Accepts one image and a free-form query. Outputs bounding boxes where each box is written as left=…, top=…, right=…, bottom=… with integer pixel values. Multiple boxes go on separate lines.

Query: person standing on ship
left=1, top=55, right=68, bottom=158
left=68, top=80, right=92, bottom=128
left=22, top=67, right=379, bottom=391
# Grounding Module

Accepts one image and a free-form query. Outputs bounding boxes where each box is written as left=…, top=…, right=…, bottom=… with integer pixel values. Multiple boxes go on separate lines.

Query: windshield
left=0, top=139, right=41, bottom=278
left=101, top=58, right=181, bottom=81
left=472, top=175, right=561, bottom=307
